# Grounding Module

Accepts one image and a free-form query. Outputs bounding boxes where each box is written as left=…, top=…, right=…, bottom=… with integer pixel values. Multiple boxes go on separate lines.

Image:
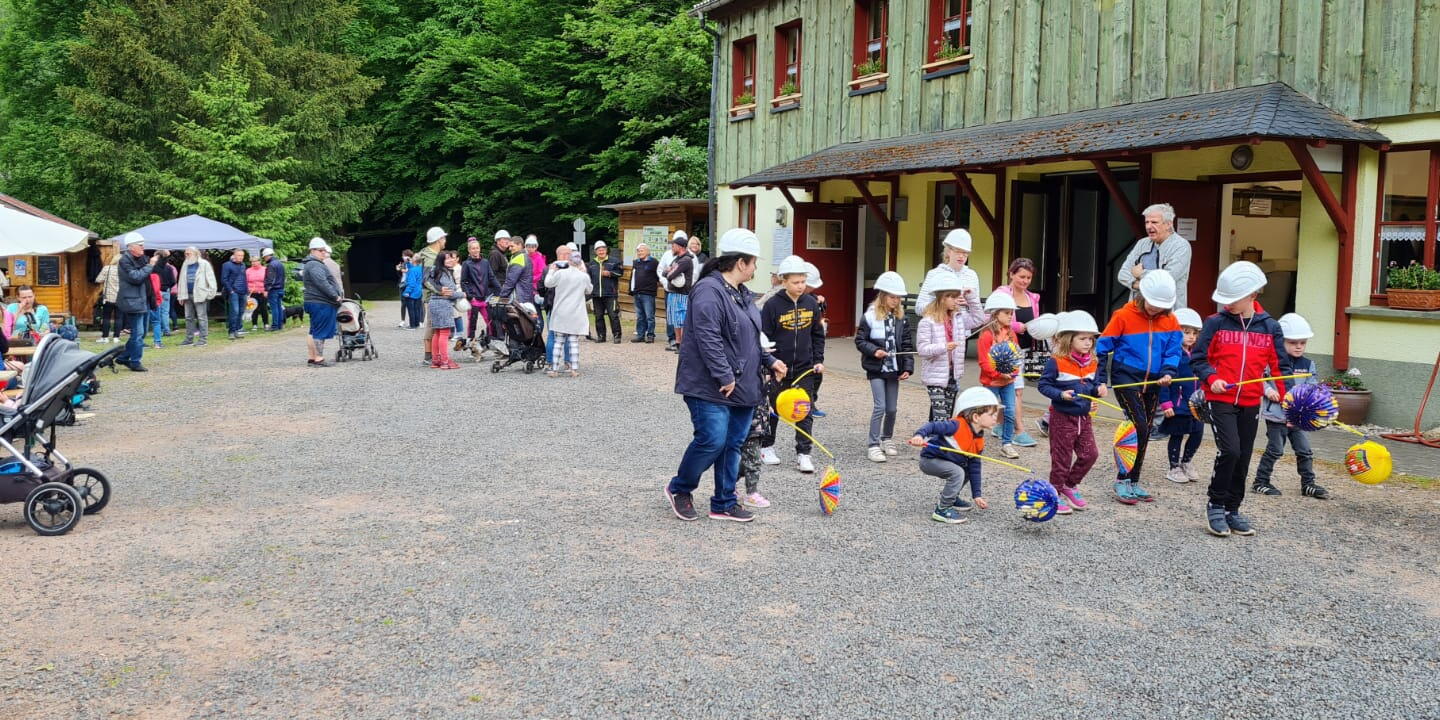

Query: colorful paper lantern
left=1345, top=441, right=1393, bottom=485
left=775, top=387, right=812, bottom=423
left=1188, top=388, right=1211, bottom=424
left=1113, top=421, right=1139, bottom=475
left=1283, top=383, right=1339, bottom=431
left=1014, top=477, right=1059, bottom=522
left=988, top=341, right=1023, bottom=376
left=818, top=466, right=842, bottom=515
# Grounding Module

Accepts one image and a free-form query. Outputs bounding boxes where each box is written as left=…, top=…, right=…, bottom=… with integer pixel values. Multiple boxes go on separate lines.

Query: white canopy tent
left=0, top=205, right=91, bottom=256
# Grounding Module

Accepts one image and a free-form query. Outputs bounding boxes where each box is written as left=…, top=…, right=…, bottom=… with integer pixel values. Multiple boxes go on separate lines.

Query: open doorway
left=1219, top=180, right=1301, bottom=316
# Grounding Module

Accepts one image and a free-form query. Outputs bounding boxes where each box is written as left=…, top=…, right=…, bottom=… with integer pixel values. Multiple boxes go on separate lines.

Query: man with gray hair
left=628, top=241, right=659, bottom=342
left=1118, top=203, right=1192, bottom=309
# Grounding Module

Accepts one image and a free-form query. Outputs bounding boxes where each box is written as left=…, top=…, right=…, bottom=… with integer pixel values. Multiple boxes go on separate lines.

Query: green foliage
left=777, top=80, right=799, bottom=97
left=1385, top=262, right=1440, bottom=290
left=934, top=40, right=968, bottom=62
left=733, top=92, right=756, bottom=107
left=1322, top=370, right=1366, bottom=392
left=855, top=58, right=886, bottom=77
left=639, top=136, right=707, bottom=201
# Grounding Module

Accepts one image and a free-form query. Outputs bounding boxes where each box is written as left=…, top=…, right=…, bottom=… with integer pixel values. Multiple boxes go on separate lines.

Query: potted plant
left=729, top=92, right=756, bottom=118
left=1322, top=368, right=1371, bottom=425
left=849, top=59, right=887, bottom=90
left=1385, top=261, right=1440, bottom=310
left=922, top=40, right=970, bottom=72
left=771, top=80, right=801, bottom=109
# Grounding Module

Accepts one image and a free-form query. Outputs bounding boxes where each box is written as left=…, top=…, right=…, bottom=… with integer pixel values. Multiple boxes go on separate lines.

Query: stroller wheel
left=524, top=361, right=535, bottom=374
left=24, top=482, right=83, bottom=536
left=491, top=361, right=502, bottom=374
left=61, top=468, right=111, bottom=515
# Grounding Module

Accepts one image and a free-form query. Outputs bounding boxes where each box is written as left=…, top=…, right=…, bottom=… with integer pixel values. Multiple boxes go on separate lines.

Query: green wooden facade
left=710, top=0, right=1440, bottom=185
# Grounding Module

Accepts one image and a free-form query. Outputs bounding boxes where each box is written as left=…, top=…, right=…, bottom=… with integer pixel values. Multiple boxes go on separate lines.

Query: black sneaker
left=127, top=363, right=148, bottom=372
left=630, top=337, right=645, bottom=343
left=1225, top=510, right=1256, bottom=536
left=645, top=336, right=655, bottom=343
left=665, top=485, right=698, bottom=521
left=1252, top=482, right=1282, bottom=496
left=1302, top=483, right=1331, bottom=500
left=1206, top=504, right=1231, bottom=537
left=708, top=505, right=755, bottom=522
left=612, top=337, right=621, bottom=344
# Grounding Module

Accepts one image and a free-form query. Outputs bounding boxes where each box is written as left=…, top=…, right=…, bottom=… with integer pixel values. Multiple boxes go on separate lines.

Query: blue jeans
left=633, top=293, right=655, bottom=339
left=149, top=291, right=170, bottom=344
left=665, top=294, right=677, bottom=343
left=669, top=397, right=754, bottom=513
left=544, top=311, right=556, bottom=360
left=992, top=382, right=1017, bottom=444
left=269, top=291, right=285, bottom=330
left=226, top=292, right=244, bottom=334
left=118, top=312, right=146, bottom=367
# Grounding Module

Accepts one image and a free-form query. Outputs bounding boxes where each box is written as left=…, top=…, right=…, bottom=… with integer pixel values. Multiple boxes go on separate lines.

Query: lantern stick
left=1108, top=376, right=1199, bottom=389
left=1078, top=394, right=1124, bottom=412
left=924, top=443, right=1034, bottom=474
left=776, top=417, right=833, bottom=459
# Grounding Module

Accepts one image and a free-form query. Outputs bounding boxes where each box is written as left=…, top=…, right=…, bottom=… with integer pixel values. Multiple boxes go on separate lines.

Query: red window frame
left=1370, top=144, right=1440, bottom=301
left=732, top=36, right=757, bottom=105
left=853, top=0, right=888, bottom=78
left=926, top=0, right=971, bottom=63
left=737, top=195, right=756, bottom=231
left=774, top=21, right=802, bottom=97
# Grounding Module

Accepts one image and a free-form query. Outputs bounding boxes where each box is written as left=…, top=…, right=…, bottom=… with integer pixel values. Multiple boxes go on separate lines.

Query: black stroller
left=335, top=296, right=377, bottom=362
left=0, top=335, right=119, bottom=535
left=489, top=299, right=546, bottom=374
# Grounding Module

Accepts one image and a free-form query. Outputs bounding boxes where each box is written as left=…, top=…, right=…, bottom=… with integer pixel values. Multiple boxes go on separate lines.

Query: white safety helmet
left=594, top=240, right=607, bottom=249
left=1138, top=269, right=1177, bottom=310
left=1174, top=308, right=1203, bottom=329
left=775, top=255, right=808, bottom=276
left=672, top=229, right=689, bottom=242
left=308, top=237, right=329, bottom=251
left=955, top=386, right=1000, bottom=413
left=926, top=273, right=965, bottom=294
left=426, top=227, right=447, bottom=244
left=1025, top=313, right=1060, bottom=341
left=942, top=228, right=973, bottom=252
left=716, top=227, right=761, bottom=257
left=804, top=262, right=823, bottom=289
left=984, top=292, right=1017, bottom=313
left=1056, top=310, right=1099, bottom=335
left=261, top=247, right=275, bottom=258
left=122, top=232, right=145, bottom=247
left=1212, top=261, right=1267, bottom=304
left=1278, top=312, right=1314, bottom=340
left=872, top=271, right=907, bottom=297
left=493, top=229, right=511, bottom=241
left=524, top=235, right=539, bottom=247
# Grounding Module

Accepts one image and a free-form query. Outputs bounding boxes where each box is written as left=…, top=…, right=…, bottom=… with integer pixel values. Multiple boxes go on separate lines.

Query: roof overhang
left=730, top=83, right=1389, bottom=188
left=598, top=199, right=710, bottom=212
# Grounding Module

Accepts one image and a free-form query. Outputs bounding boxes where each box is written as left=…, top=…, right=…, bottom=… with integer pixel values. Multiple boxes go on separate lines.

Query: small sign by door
left=1176, top=217, right=1198, bottom=241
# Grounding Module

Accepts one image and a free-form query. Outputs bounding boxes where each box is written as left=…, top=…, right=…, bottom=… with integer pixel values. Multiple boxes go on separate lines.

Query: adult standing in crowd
left=263, top=248, right=286, bottom=331
left=7, top=286, right=50, bottom=342
left=664, top=228, right=785, bottom=524
left=629, top=242, right=659, bottom=343
left=588, top=240, right=622, bottom=344
left=525, top=235, right=545, bottom=294
left=154, top=249, right=177, bottom=338
left=401, top=253, right=424, bottom=329
left=991, top=258, right=1041, bottom=448
left=1118, top=203, right=1192, bottom=310
left=415, top=227, right=446, bottom=366
left=220, top=248, right=248, bottom=340
left=688, top=236, right=709, bottom=266
left=657, top=230, right=684, bottom=347
left=916, top=228, right=982, bottom=315
left=488, top=231, right=511, bottom=341
left=176, top=246, right=217, bottom=346
left=543, top=243, right=592, bottom=377
left=662, top=233, right=693, bottom=351
left=94, top=253, right=122, bottom=344
left=114, top=232, right=158, bottom=372
left=540, top=243, right=574, bottom=362
left=301, top=238, right=343, bottom=367
left=320, top=239, right=344, bottom=295
left=462, top=238, right=498, bottom=348
left=246, top=253, right=269, bottom=332
left=395, top=249, right=413, bottom=327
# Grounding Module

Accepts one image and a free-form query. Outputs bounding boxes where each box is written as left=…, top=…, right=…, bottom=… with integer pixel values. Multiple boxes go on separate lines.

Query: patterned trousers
left=926, top=378, right=959, bottom=422
left=550, top=332, right=580, bottom=370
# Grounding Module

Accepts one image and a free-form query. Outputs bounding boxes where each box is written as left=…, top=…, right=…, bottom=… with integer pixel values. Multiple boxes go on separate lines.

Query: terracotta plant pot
left=1386, top=288, right=1440, bottom=311
left=1331, top=388, right=1372, bottom=425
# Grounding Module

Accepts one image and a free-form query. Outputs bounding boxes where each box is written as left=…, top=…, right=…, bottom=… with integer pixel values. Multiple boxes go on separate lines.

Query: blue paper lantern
left=1014, top=477, right=1059, bottom=523
left=989, top=341, right=1023, bottom=376
left=1283, top=383, right=1339, bottom=431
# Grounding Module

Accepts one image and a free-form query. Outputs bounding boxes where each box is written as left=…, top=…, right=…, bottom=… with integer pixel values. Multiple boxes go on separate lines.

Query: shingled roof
left=731, top=83, right=1388, bottom=187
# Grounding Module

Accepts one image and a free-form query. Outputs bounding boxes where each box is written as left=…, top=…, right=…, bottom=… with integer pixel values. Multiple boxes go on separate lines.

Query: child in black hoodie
left=760, top=257, right=826, bottom=474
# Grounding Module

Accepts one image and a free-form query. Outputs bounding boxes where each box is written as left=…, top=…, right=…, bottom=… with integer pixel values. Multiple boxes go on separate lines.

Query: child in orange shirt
left=977, top=293, right=1021, bottom=459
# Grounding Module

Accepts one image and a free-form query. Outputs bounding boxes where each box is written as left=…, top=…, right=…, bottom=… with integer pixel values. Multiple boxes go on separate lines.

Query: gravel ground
left=3, top=303, right=1438, bottom=719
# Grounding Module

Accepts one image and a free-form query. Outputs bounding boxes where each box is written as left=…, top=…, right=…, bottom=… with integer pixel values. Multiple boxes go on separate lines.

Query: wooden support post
left=1333, top=144, right=1359, bottom=369
left=953, top=171, right=1000, bottom=240
left=993, top=169, right=1007, bottom=288
left=888, top=176, right=901, bottom=270
left=851, top=179, right=897, bottom=269
left=776, top=185, right=802, bottom=212
left=1286, top=140, right=1350, bottom=235
left=1138, top=155, right=1153, bottom=211
left=1091, top=160, right=1146, bottom=237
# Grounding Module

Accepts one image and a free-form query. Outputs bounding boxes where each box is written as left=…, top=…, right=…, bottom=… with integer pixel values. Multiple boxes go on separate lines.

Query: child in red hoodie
left=1190, top=261, right=1291, bottom=538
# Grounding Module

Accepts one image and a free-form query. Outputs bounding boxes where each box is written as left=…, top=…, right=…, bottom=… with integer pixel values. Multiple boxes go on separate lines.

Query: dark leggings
left=249, top=293, right=269, bottom=327
left=1114, top=387, right=1159, bottom=481
left=1164, top=416, right=1205, bottom=466
left=99, top=301, right=121, bottom=338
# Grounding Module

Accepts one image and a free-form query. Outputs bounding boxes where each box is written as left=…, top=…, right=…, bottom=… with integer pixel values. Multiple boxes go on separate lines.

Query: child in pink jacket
left=916, top=276, right=985, bottom=421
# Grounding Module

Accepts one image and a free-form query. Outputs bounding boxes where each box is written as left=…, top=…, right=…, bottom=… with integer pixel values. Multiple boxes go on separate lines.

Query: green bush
left=1385, top=261, right=1440, bottom=290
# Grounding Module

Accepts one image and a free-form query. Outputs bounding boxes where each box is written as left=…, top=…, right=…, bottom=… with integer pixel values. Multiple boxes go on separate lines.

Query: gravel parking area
left=3, top=304, right=1438, bottom=719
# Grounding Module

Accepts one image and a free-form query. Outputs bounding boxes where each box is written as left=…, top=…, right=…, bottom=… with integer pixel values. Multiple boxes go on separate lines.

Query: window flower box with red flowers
left=849, top=59, right=887, bottom=91
left=1384, top=262, right=1440, bottom=310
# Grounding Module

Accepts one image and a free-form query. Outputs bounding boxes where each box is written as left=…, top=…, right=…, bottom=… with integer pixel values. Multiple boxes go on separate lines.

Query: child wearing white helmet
left=907, top=386, right=1002, bottom=523
left=759, top=255, right=826, bottom=474
left=855, top=272, right=914, bottom=463
left=1190, top=261, right=1292, bottom=537
left=1160, top=307, right=1207, bottom=485
left=1036, top=310, right=1106, bottom=514
left=802, top=262, right=830, bottom=419
left=916, top=273, right=985, bottom=421
left=737, top=333, right=780, bottom=510
left=914, top=228, right=981, bottom=315
left=1097, top=268, right=1184, bottom=505
left=978, top=292, right=1023, bottom=459
left=1253, top=312, right=1328, bottom=500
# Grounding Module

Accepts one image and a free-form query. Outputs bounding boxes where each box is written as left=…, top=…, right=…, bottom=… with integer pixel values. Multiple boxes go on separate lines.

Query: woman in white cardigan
left=175, top=246, right=219, bottom=346
left=543, top=248, right=593, bottom=377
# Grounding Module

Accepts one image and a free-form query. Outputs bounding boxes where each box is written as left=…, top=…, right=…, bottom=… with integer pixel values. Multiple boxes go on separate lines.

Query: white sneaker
left=796, top=454, right=815, bottom=473
left=1181, top=461, right=1201, bottom=482
left=883, top=441, right=898, bottom=457
left=867, top=446, right=887, bottom=463
left=1166, top=465, right=1189, bottom=484
left=1000, top=443, right=1020, bottom=459
left=759, top=446, right=780, bottom=465
left=397, top=322, right=406, bottom=328
left=740, top=492, right=771, bottom=509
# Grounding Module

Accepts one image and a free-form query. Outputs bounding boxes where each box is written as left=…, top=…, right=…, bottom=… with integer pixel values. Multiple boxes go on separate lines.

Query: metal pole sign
left=572, top=217, right=586, bottom=247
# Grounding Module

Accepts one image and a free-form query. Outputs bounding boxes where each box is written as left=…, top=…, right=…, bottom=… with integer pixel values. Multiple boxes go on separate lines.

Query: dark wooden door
left=1152, top=179, right=1222, bottom=314
left=793, top=202, right=859, bottom=336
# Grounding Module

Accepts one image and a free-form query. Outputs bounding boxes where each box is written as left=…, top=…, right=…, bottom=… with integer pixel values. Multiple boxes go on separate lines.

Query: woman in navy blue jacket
left=665, top=229, right=786, bottom=524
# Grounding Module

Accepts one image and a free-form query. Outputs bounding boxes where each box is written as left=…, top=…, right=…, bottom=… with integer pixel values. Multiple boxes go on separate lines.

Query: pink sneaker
left=741, top=492, right=771, bottom=509
left=1058, top=485, right=1087, bottom=511
left=1055, top=495, right=1073, bottom=515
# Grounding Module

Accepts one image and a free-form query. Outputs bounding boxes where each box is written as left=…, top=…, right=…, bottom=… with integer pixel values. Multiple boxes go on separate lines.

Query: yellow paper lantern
left=775, top=387, right=812, bottom=423
left=1344, top=441, right=1392, bottom=485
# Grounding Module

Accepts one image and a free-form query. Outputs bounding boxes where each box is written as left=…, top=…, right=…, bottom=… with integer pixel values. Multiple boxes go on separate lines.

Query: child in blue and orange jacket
left=1036, top=310, right=1106, bottom=515
left=907, top=386, right=1001, bottom=525
left=1161, top=308, right=1206, bottom=485
left=1190, top=261, right=1291, bottom=538
left=1097, top=270, right=1183, bottom=505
